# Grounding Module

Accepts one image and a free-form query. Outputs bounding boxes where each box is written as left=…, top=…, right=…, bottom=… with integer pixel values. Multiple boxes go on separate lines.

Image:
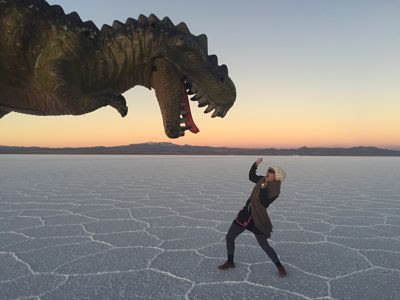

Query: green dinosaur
left=0, top=0, right=236, bottom=138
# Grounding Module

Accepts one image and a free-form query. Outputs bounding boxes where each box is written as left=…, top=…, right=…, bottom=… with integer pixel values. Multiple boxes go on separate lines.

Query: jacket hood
left=270, top=166, right=286, bottom=182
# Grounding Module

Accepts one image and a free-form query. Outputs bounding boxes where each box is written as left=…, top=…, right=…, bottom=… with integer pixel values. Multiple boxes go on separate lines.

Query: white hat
left=270, top=166, right=286, bottom=182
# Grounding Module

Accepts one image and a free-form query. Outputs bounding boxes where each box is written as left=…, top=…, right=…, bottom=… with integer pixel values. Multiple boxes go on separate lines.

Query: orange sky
left=1, top=85, right=399, bottom=149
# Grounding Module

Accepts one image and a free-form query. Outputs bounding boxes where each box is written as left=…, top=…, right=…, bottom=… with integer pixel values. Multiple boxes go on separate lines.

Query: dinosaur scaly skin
left=0, top=0, right=236, bottom=138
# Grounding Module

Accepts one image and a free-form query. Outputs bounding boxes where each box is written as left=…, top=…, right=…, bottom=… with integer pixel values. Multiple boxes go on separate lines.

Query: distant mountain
left=387, top=145, right=400, bottom=151
left=1, top=142, right=400, bottom=156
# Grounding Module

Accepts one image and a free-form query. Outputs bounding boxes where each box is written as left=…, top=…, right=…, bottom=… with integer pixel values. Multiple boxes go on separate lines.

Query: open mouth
left=151, top=58, right=230, bottom=139
left=179, top=79, right=199, bottom=135
left=178, top=77, right=228, bottom=137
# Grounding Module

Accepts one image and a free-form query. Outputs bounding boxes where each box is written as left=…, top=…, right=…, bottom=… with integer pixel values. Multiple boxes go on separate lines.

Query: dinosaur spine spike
left=112, top=20, right=124, bottom=31
left=219, top=64, right=228, bottom=75
left=208, top=54, right=218, bottom=66
left=176, top=22, right=190, bottom=34
left=35, top=0, right=51, bottom=11
left=67, top=11, right=83, bottom=24
left=83, top=20, right=98, bottom=32
left=138, top=14, right=148, bottom=25
left=162, top=17, right=174, bottom=28
left=49, top=4, right=64, bottom=17
left=100, top=24, right=114, bottom=37
left=196, top=34, right=208, bottom=54
left=125, top=17, right=138, bottom=27
left=148, top=14, right=160, bottom=25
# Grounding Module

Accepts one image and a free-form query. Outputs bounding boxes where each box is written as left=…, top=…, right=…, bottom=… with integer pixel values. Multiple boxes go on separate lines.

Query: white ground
left=0, top=155, right=399, bottom=299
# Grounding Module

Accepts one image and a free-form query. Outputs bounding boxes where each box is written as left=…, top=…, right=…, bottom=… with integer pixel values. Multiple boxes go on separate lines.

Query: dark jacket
left=234, top=162, right=280, bottom=234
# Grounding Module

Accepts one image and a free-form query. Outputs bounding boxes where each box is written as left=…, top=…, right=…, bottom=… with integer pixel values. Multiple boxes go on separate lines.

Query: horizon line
left=1, top=142, right=400, bottom=151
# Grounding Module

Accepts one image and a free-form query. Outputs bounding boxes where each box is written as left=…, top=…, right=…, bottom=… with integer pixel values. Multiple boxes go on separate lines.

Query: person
left=217, top=157, right=287, bottom=277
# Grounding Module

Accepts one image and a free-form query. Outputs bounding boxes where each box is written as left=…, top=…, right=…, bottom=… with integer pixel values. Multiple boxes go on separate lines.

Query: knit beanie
left=270, top=166, right=286, bottom=182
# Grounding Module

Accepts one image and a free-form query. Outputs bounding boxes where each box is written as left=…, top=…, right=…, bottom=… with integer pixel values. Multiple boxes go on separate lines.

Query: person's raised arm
left=249, top=157, right=264, bottom=183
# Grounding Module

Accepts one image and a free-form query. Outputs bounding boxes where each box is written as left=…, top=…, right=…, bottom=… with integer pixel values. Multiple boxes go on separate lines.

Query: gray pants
left=226, top=222, right=280, bottom=264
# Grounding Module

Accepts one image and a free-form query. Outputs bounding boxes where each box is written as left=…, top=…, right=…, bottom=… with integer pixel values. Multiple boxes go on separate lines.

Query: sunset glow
left=1, top=0, right=399, bottom=149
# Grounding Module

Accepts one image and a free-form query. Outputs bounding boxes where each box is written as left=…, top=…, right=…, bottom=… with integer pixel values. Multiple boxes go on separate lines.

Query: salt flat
left=0, top=155, right=399, bottom=299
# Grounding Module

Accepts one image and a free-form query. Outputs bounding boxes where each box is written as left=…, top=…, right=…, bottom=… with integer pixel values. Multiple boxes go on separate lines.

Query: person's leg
left=225, top=222, right=245, bottom=262
left=218, top=222, right=245, bottom=269
left=254, top=234, right=287, bottom=276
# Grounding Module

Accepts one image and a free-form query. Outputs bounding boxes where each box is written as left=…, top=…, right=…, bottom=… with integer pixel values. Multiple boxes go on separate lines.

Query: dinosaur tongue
left=181, top=89, right=199, bottom=133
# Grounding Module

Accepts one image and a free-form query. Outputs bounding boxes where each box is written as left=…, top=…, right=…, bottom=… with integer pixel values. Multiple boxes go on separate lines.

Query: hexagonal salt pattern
left=1, top=155, right=399, bottom=299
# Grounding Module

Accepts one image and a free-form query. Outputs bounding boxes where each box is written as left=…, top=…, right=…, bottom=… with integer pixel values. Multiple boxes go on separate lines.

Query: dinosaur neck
left=89, top=20, right=166, bottom=94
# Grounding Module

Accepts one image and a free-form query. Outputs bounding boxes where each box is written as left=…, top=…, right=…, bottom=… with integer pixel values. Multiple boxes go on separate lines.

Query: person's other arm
left=249, top=160, right=264, bottom=183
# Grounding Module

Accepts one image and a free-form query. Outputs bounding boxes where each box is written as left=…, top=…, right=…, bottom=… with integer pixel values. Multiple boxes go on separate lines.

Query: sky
left=1, top=0, right=399, bottom=149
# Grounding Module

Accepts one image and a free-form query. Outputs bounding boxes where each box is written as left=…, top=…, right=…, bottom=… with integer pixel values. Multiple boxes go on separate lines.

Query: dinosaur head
left=147, top=16, right=236, bottom=138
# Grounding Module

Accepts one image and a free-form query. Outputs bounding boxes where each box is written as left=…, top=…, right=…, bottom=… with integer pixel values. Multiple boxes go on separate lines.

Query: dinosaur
left=0, top=0, right=236, bottom=138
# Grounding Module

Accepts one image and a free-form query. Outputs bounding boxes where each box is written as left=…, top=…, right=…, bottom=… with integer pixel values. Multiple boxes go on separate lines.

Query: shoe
left=217, top=261, right=235, bottom=270
left=277, top=266, right=287, bottom=277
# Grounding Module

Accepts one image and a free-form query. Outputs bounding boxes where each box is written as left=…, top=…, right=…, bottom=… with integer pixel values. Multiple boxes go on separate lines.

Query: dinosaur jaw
left=156, top=79, right=200, bottom=138
left=150, top=59, right=198, bottom=138
left=151, top=59, right=230, bottom=138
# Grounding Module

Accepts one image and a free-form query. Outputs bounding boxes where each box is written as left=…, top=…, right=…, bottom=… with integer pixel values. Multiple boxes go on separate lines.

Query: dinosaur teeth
left=204, top=104, right=215, bottom=114
left=182, top=78, right=222, bottom=119
left=212, top=108, right=223, bottom=118
left=197, top=98, right=208, bottom=107
left=189, top=86, right=198, bottom=97
left=183, top=77, right=194, bottom=97
left=220, top=109, right=228, bottom=118
left=197, top=103, right=208, bottom=107
left=191, top=83, right=198, bottom=92
left=198, top=102, right=207, bottom=108
left=196, top=90, right=205, bottom=99
left=198, top=97, right=208, bottom=104
left=201, top=95, right=212, bottom=103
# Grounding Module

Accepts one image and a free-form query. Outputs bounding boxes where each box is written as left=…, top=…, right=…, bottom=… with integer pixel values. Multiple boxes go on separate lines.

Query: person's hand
left=255, top=157, right=263, bottom=166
